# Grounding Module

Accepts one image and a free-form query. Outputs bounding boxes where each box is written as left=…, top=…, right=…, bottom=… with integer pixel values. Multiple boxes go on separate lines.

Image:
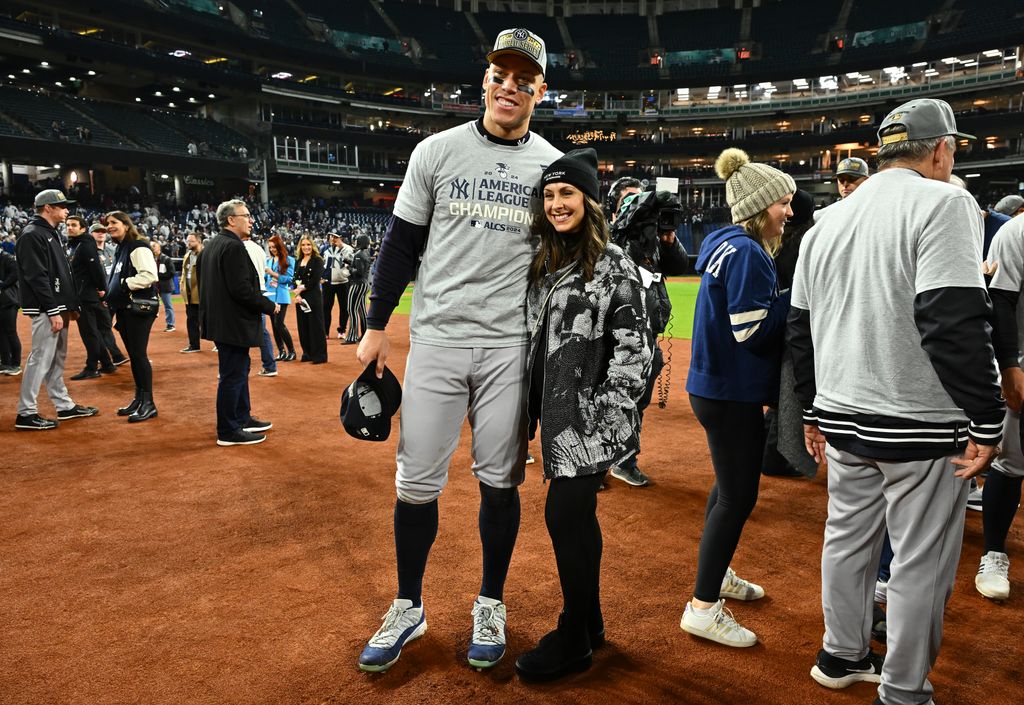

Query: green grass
left=392, top=277, right=700, bottom=339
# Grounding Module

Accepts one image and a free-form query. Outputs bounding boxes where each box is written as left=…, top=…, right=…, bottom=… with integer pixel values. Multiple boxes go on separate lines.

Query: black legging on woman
left=0, top=305, right=21, bottom=368
left=271, top=303, right=295, bottom=356
left=689, top=394, right=765, bottom=603
left=116, top=309, right=156, bottom=393
left=345, top=282, right=369, bottom=344
left=545, top=471, right=606, bottom=645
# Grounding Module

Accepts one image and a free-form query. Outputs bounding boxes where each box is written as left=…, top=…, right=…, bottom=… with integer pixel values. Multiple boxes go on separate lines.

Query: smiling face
left=764, top=193, right=795, bottom=240
left=482, top=55, right=546, bottom=140
left=267, top=240, right=277, bottom=256
left=544, top=182, right=586, bottom=235
left=105, top=217, right=125, bottom=242
left=299, top=239, right=313, bottom=257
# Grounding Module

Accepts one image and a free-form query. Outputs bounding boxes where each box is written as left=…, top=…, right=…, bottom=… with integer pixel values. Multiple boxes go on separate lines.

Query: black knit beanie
left=541, top=148, right=600, bottom=203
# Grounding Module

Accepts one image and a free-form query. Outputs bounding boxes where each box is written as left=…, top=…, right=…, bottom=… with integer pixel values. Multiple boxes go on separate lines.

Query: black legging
left=983, top=469, right=1023, bottom=554
left=271, top=303, right=295, bottom=355
left=0, top=305, right=20, bottom=366
left=115, top=309, right=155, bottom=393
left=689, top=394, right=765, bottom=603
left=545, top=472, right=605, bottom=641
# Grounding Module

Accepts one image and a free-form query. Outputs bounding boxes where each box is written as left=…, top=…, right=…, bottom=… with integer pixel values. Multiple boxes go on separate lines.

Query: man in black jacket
left=67, top=215, right=115, bottom=380
left=15, top=190, right=98, bottom=430
left=200, top=199, right=278, bottom=446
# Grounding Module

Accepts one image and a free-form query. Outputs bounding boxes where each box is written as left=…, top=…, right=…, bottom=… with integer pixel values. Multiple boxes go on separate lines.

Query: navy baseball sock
left=982, top=470, right=1022, bottom=554
left=394, top=498, right=438, bottom=607
left=478, top=482, right=521, bottom=602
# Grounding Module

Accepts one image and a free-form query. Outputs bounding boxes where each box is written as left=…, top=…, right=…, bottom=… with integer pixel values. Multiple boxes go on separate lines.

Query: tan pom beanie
left=715, top=148, right=796, bottom=224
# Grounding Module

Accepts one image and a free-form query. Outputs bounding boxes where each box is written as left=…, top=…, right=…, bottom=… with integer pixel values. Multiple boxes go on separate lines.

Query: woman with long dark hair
left=265, top=234, right=296, bottom=361
left=514, top=149, right=651, bottom=681
left=104, top=210, right=160, bottom=422
left=292, top=234, right=327, bottom=364
left=343, top=234, right=372, bottom=345
left=681, top=148, right=794, bottom=647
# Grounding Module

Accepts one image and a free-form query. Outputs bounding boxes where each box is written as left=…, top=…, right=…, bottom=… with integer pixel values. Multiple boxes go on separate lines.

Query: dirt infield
left=1, top=305, right=1020, bottom=705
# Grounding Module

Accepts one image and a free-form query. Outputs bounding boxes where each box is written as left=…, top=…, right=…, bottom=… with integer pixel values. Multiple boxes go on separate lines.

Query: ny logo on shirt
left=449, top=178, right=470, bottom=199
left=706, top=241, right=737, bottom=279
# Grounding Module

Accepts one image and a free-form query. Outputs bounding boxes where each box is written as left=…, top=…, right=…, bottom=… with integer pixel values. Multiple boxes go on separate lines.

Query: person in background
left=151, top=241, right=176, bottom=332
left=103, top=210, right=159, bottom=423
left=993, top=194, right=1024, bottom=218
left=265, top=234, right=296, bottom=362
left=322, top=232, right=353, bottom=340
left=343, top=235, right=372, bottom=345
left=0, top=247, right=21, bottom=375
left=292, top=234, right=327, bottom=364
left=681, top=148, right=795, bottom=647
left=835, top=157, right=869, bottom=200
left=89, top=224, right=129, bottom=367
left=66, top=215, right=115, bottom=380
left=180, top=232, right=203, bottom=353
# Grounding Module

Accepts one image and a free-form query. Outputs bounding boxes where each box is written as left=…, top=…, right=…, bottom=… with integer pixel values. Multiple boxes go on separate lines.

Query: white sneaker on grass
left=680, top=599, right=757, bottom=647
left=358, top=599, right=427, bottom=672
left=720, top=567, right=765, bottom=601
left=976, top=551, right=1010, bottom=600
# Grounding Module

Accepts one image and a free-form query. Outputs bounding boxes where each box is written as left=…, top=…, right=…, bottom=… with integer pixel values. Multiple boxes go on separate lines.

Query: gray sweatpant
left=821, top=445, right=969, bottom=705
left=395, top=341, right=529, bottom=504
left=17, top=314, right=75, bottom=416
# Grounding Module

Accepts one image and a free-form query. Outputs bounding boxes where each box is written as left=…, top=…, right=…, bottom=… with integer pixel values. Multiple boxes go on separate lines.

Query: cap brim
left=953, top=131, right=976, bottom=141
left=486, top=49, right=544, bottom=76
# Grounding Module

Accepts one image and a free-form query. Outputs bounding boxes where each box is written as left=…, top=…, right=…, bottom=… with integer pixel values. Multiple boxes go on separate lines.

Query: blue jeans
left=159, top=291, right=175, bottom=328
left=259, top=315, right=276, bottom=372
left=215, top=342, right=251, bottom=436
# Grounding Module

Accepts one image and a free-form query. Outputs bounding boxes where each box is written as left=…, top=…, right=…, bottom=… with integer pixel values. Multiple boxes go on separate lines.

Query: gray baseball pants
left=17, top=314, right=75, bottom=416
left=396, top=341, right=529, bottom=504
left=822, top=445, right=969, bottom=705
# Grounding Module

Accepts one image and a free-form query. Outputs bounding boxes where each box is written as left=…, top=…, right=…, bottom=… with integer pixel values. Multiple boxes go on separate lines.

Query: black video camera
left=610, top=190, right=683, bottom=265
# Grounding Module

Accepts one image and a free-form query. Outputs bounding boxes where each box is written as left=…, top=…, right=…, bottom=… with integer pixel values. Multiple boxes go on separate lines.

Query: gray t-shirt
left=792, top=168, right=986, bottom=423
left=988, top=214, right=1024, bottom=360
left=394, top=121, right=562, bottom=347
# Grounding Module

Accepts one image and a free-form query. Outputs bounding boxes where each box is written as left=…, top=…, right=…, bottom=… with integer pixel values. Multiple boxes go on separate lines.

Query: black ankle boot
left=589, top=611, right=605, bottom=649
left=117, top=388, right=142, bottom=416
left=128, top=391, right=157, bottom=422
left=514, top=618, right=592, bottom=682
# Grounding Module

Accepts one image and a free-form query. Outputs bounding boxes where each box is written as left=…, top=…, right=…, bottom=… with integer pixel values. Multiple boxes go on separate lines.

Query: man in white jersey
left=355, top=28, right=562, bottom=673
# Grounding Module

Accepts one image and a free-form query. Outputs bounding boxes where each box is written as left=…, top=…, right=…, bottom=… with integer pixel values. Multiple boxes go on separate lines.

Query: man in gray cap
left=790, top=98, right=1002, bottom=705
left=355, top=27, right=561, bottom=674
left=835, top=157, right=870, bottom=200
left=994, top=194, right=1024, bottom=217
left=14, top=189, right=98, bottom=430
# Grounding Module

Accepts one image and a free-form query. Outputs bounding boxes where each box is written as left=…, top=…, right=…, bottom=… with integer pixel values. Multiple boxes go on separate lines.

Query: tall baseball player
left=789, top=99, right=1004, bottom=705
left=355, top=28, right=562, bottom=673
left=977, top=213, right=1024, bottom=600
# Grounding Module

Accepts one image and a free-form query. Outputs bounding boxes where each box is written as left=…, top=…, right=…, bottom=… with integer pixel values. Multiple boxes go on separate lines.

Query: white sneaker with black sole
left=967, top=486, right=984, bottom=512
left=976, top=551, right=1010, bottom=600
left=257, top=368, right=277, bottom=377
left=680, top=599, right=756, bottom=647
left=217, top=430, right=266, bottom=446
left=810, top=648, right=883, bottom=689
left=243, top=418, right=273, bottom=433
left=467, top=596, right=507, bottom=669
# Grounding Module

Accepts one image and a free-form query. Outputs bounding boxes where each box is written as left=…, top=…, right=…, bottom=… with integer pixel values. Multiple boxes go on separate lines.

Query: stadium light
left=40, top=61, right=49, bottom=67
left=172, top=86, right=181, bottom=92
left=160, top=174, right=169, bottom=179
left=21, top=68, right=30, bottom=74
left=982, top=50, right=1002, bottom=58
left=154, top=90, right=163, bottom=96
left=87, top=70, right=96, bottom=76
left=965, top=174, right=981, bottom=178
left=53, top=164, right=60, bottom=168
left=6, top=74, right=14, bottom=79
left=135, top=97, right=141, bottom=102
left=208, top=93, right=216, bottom=99
left=941, top=57, right=959, bottom=64
left=911, top=62, right=928, bottom=67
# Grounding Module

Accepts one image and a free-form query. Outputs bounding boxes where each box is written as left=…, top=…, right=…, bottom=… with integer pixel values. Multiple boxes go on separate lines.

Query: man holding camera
left=608, top=180, right=689, bottom=486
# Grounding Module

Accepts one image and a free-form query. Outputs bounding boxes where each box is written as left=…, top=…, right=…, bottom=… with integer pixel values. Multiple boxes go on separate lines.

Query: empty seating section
left=73, top=100, right=189, bottom=155
left=749, top=1, right=838, bottom=74
left=230, top=0, right=309, bottom=43
left=475, top=12, right=564, bottom=52
left=0, top=87, right=127, bottom=148
left=660, top=9, right=741, bottom=51
left=0, top=116, right=29, bottom=137
left=846, top=0, right=929, bottom=32
left=568, top=13, right=648, bottom=52
left=303, top=0, right=392, bottom=38
left=149, top=112, right=251, bottom=157
left=387, top=4, right=476, bottom=63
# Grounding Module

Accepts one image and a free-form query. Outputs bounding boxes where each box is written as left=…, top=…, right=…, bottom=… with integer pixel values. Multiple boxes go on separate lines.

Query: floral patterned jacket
left=526, top=243, right=653, bottom=479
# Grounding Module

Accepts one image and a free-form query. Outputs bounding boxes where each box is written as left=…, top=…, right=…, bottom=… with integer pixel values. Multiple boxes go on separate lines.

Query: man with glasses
left=199, top=199, right=279, bottom=446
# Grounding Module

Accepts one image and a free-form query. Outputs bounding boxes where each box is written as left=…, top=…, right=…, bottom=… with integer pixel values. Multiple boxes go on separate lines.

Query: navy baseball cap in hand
left=341, top=363, right=402, bottom=442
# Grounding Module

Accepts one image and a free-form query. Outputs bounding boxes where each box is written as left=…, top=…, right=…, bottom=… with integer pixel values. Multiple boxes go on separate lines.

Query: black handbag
left=127, top=291, right=160, bottom=315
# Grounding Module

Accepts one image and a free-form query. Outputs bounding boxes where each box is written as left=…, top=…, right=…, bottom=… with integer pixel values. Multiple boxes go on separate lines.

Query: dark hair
left=268, top=234, right=288, bottom=273
left=66, top=215, right=85, bottom=228
left=530, top=192, right=609, bottom=285
left=104, top=211, right=146, bottom=243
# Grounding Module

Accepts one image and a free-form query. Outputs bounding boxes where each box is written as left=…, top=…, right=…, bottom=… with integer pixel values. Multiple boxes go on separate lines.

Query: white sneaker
left=720, top=567, right=765, bottom=601
left=680, top=599, right=757, bottom=647
left=358, top=599, right=427, bottom=672
left=874, top=579, right=888, bottom=604
left=967, top=486, right=984, bottom=512
left=976, top=551, right=1010, bottom=600
left=467, top=596, right=507, bottom=668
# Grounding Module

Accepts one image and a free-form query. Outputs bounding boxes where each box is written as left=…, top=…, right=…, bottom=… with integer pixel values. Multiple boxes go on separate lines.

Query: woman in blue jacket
left=265, top=234, right=296, bottom=361
left=681, top=148, right=794, bottom=648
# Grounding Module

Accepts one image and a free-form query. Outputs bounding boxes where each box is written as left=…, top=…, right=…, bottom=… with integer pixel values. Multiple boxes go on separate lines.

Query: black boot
left=589, top=609, right=605, bottom=649
left=128, top=391, right=157, bottom=423
left=514, top=615, right=592, bottom=682
left=117, top=388, right=143, bottom=416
